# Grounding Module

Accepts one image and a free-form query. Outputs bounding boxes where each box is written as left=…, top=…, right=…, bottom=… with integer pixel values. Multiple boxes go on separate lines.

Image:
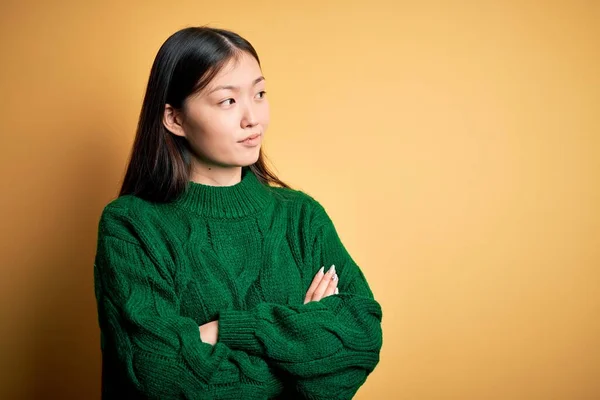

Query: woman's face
left=165, top=51, right=269, bottom=170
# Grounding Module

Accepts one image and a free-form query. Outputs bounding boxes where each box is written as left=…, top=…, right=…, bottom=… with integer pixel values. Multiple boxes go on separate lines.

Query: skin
left=163, top=51, right=339, bottom=345
left=163, top=51, right=270, bottom=186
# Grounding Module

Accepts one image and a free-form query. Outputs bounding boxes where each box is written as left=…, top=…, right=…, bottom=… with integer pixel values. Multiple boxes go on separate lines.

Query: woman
left=94, top=26, right=383, bottom=399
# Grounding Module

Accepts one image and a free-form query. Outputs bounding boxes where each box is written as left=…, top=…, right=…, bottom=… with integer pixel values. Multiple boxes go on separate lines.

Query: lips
left=239, top=133, right=261, bottom=142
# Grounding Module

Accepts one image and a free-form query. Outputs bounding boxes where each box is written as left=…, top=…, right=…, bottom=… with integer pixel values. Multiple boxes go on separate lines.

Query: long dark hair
left=119, top=26, right=289, bottom=202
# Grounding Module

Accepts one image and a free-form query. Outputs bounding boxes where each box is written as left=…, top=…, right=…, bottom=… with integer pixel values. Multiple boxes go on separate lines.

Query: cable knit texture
left=94, top=167, right=383, bottom=399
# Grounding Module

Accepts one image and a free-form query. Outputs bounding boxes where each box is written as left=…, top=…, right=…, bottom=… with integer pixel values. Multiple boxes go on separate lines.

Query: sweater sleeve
left=217, top=199, right=383, bottom=399
left=94, top=212, right=284, bottom=399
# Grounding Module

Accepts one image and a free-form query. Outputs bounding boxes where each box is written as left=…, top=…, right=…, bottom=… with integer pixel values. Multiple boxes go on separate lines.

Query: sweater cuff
left=218, top=309, right=262, bottom=354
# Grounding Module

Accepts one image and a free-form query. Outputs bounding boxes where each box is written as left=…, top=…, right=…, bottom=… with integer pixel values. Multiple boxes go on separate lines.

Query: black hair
left=119, top=26, right=288, bottom=202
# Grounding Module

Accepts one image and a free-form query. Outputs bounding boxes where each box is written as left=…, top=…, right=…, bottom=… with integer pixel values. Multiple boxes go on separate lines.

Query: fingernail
left=328, top=265, right=336, bottom=275
left=318, top=266, right=324, bottom=274
left=335, top=287, right=339, bottom=294
left=333, top=273, right=338, bottom=281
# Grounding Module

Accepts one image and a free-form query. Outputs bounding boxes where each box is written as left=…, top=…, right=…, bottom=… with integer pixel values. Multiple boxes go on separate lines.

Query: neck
left=173, top=166, right=273, bottom=219
left=189, top=163, right=243, bottom=187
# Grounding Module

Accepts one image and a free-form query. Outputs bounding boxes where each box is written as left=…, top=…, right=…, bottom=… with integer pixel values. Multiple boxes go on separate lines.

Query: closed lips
left=239, top=134, right=261, bottom=142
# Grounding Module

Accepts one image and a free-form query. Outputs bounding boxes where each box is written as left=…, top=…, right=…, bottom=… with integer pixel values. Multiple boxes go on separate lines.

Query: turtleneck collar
left=172, top=167, right=273, bottom=219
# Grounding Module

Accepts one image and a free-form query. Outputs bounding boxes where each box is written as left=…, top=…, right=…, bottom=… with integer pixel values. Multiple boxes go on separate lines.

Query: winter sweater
left=93, top=167, right=383, bottom=399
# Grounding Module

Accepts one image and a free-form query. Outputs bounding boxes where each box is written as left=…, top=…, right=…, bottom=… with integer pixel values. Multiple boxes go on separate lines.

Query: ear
left=163, top=104, right=186, bottom=137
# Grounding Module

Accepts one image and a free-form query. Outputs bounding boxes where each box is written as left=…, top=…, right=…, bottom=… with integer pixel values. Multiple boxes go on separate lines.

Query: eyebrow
left=207, top=76, right=265, bottom=95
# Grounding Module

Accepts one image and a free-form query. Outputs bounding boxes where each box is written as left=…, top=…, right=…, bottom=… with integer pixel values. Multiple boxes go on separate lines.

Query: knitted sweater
left=93, top=167, right=383, bottom=399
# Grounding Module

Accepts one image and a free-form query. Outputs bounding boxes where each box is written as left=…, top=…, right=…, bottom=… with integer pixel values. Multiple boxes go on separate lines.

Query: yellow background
left=1, top=1, right=599, bottom=399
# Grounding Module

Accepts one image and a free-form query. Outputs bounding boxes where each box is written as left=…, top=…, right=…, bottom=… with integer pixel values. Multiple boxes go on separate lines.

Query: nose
left=241, top=101, right=258, bottom=128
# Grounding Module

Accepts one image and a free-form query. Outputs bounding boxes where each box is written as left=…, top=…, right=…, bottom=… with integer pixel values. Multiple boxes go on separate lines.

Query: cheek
left=187, top=115, right=236, bottom=153
left=258, top=102, right=271, bottom=128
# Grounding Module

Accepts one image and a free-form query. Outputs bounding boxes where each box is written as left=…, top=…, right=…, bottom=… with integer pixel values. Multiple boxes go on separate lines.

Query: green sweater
left=93, top=168, right=383, bottom=399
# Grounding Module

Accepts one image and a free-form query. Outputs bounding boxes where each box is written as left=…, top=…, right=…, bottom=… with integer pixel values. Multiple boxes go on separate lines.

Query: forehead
left=210, top=52, right=262, bottom=85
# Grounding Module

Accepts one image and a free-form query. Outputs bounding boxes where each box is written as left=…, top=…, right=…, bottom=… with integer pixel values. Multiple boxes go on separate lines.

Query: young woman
left=93, top=26, right=383, bottom=399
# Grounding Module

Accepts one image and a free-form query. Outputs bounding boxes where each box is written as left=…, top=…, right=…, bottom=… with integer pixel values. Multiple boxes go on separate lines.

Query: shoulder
left=97, top=194, right=163, bottom=241
left=269, top=186, right=332, bottom=226
left=100, top=194, right=150, bottom=221
left=269, top=186, right=324, bottom=210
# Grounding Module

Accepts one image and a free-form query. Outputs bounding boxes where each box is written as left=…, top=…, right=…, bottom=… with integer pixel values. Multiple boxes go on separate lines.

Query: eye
left=220, top=98, right=235, bottom=106
left=256, top=90, right=267, bottom=99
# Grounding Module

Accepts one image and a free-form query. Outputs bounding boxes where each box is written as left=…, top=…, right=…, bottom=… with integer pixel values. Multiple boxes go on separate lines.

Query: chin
left=229, top=158, right=259, bottom=168
left=241, top=150, right=261, bottom=166
left=223, top=147, right=261, bottom=167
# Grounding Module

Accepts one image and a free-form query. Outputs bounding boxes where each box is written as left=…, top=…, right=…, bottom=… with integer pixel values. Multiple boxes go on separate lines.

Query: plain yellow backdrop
left=1, top=1, right=599, bottom=399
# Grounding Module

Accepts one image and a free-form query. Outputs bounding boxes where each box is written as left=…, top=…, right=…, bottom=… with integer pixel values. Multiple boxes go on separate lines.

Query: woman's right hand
left=304, top=265, right=339, bottom=304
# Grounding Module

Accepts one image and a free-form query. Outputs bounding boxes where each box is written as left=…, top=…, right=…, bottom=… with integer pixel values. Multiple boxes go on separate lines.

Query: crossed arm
left=95, top=202, right=383, bottom=399
left=199, top=264, right=340, bottom=345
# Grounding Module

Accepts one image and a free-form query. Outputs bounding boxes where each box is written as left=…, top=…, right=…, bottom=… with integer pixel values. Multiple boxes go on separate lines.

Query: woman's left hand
left=199, top=320, right=219, bottom=345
